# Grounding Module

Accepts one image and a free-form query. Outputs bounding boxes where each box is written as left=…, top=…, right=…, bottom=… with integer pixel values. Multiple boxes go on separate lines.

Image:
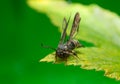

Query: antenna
left=41, top=43, right=56, bottom=51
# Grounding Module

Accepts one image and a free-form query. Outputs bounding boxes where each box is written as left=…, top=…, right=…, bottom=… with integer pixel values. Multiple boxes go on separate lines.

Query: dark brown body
left=41, top=12, right=82, bottom=63
left=55, top=39, right=82, bottom=61
left=55, top=12, right=82, bottom=62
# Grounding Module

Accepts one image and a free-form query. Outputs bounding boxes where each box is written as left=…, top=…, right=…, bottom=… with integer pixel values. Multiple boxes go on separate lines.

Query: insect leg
left=71, top=51, right=79, bottom=58
left=64, top=56, right=68, bottom=65
left=55, top=55, right=58, bottom=63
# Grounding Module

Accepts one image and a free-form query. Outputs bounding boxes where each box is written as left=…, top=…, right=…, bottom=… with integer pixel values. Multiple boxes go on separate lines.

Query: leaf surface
left=28, top=0, right=120, bottom=80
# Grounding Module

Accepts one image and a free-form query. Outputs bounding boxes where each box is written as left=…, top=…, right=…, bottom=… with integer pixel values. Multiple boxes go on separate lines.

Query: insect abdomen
left=67, top=40, right=80, bottom=50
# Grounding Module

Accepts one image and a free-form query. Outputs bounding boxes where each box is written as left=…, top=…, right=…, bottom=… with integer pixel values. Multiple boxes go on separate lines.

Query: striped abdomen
left=66, top=40, right=82, bottom=50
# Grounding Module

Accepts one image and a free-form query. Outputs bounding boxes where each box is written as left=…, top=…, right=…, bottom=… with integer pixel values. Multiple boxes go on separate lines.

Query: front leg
left=54, top=55, right=58, bottom=63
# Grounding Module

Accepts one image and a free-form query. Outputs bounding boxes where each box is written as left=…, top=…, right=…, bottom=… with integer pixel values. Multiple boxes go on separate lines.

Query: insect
left=41, top=12, right=83, bottom=63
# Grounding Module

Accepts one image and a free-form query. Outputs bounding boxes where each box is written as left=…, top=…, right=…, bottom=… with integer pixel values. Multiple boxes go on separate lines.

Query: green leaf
left=27, top=0, right=120, bottom=80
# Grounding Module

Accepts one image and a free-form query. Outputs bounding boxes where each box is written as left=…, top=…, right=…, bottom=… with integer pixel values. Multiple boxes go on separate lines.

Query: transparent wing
left=69, top=12, right=81, bottom=40
left=58, top=16, right=71, bottom=45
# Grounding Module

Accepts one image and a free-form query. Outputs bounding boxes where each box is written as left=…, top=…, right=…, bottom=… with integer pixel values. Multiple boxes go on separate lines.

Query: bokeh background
left=1, top=0, right=120, bottom=84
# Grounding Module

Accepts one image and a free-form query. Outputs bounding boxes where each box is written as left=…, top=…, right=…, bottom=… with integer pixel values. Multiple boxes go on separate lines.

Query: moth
left=41, top=12, right=83, bottom=63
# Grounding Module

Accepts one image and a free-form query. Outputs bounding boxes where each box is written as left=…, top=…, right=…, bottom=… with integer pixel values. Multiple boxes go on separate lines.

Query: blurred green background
left=1, top=0, right=120, bottom=84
